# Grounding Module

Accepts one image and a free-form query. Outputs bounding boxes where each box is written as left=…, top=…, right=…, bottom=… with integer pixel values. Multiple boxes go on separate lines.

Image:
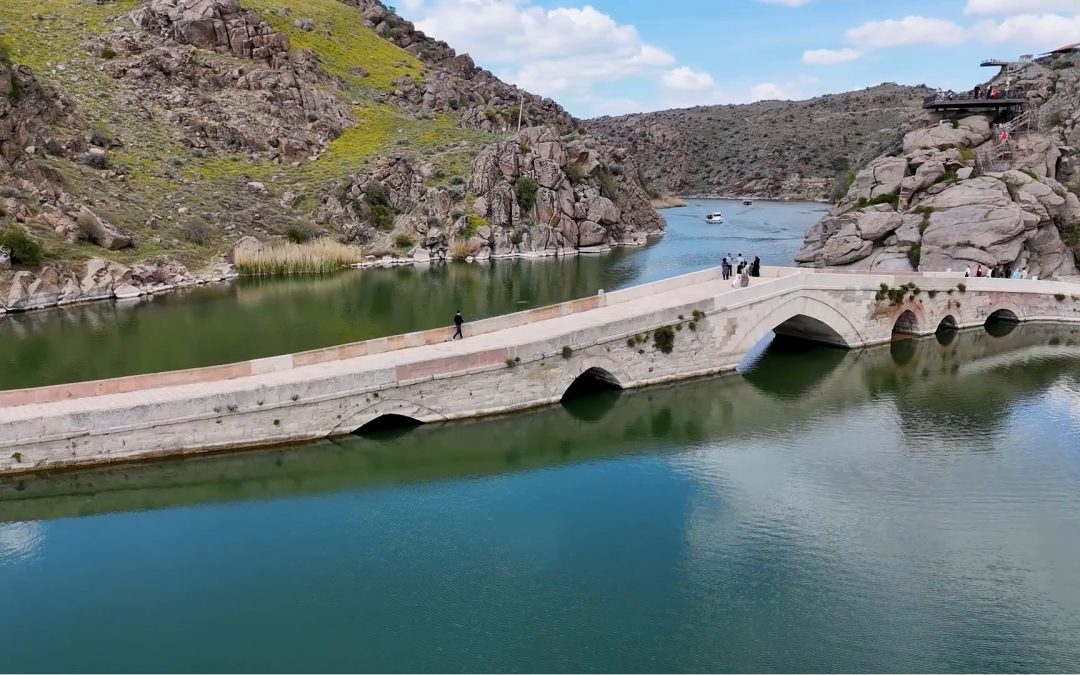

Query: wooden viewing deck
left=923, top=96, right=1027, bottom=111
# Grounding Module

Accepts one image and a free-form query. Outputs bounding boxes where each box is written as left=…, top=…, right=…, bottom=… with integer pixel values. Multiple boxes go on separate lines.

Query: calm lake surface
left=3, top=199, right=1080, bottom=673
left=0, top=198, right=823, bottom=390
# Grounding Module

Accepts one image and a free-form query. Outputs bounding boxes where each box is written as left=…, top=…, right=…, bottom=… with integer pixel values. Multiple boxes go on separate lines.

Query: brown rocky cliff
left=585, top=83, right=931, bottom=201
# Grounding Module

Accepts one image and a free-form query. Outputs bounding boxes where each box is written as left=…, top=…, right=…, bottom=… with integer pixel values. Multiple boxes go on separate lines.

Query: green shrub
left=1019, top=167, right=1041, bottom=181
left=830, top=168, right=857, bottom=203
left=0, top=227, right=43, bottom=266
left=561, top=345, right=573, bottom=359
left=1055, top=293, right=1066, bottom=301
left=285, top=224, right=312, bottom=244
left=919, top=207, right=934, bottom=234
left=458, top=213, right=488, bottom=240
left=100, top=46, right=117, bottom=60
left=959, top=147, right=975, bottom=162
left=856, top=192, right=899, bottom=209
left=957, top=282, right=967, bottom=293
left=653, top=325, right=675, bottom=354
left=369, top=203, right=395, bottom=231
left=181, top=219, right=211, bottom=246
left=598, top=169, right=618, bottom=199
left=364, top=182, right=390, bottom=207
left=564, top=163, right=584, bottom=184
left=515, top=175, right=538, bottom=211
left=907, top=242, right=921, bottom=269
left=394, top=233, right=415, bottom=250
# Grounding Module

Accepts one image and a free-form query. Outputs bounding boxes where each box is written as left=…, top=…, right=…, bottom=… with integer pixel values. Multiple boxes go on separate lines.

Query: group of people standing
left=965, top=264, right=1031, bottom=280
left=722, top=253, right=761, bottom=287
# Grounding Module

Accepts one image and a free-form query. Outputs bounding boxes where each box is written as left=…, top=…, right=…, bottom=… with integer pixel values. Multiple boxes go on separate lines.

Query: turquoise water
left=4, top=199, right=1080, bottom=672
left=2, top=326, right=1080, bottom=672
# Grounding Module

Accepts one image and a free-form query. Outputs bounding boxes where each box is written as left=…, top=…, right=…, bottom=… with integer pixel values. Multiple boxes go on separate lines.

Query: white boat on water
left=705, top=211, right=724, bottom=223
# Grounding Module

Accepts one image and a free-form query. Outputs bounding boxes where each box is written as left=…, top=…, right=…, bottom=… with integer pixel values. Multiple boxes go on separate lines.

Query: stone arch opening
left=562, top=367, right=623, bottom=402
left=937, top=315, right=958, bottom=332
left=353, top=414, right=424, bottom=436
left=771, top=314, right=850, bottom=347
left=986, top=308, right=1020, bottom=324
left=985, top=308, right=1019, bottom=338
left=893, top=310, right=920, bottom=335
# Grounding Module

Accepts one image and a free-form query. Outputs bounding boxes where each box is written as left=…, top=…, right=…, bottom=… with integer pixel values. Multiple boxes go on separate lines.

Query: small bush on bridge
left=561, top=345, right=573, bottom=359
left=957, top=283, right=967, bottom=293
left=653, top=325, right=675, bottom=354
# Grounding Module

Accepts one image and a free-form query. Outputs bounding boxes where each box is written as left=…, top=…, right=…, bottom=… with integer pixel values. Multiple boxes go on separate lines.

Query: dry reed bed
left=234, top=239, right=365, bottom=276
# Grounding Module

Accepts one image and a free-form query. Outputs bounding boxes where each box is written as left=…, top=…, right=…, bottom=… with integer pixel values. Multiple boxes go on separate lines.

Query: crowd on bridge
left=965, top=264, right=1033, bottom=280
left=721, top=253, right=760, bottom=287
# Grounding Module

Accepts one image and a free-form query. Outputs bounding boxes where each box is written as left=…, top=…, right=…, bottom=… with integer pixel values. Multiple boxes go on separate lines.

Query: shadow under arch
left=936, top=315, right=959, bottom=345
left=986, top=307, right=1021, bottom=338
left=893, top=309, right=920, bottom=334
left=561, top=366, right=625, bottom=421
left=331, top=398, right=447, bottom=436
left=741, top=335, right=850, bottom=400
left=353, top=414, right=424, bottom=439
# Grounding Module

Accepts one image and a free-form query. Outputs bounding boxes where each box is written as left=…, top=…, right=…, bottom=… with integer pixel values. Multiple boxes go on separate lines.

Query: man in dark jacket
left=452, top=310, right=464, bottom=340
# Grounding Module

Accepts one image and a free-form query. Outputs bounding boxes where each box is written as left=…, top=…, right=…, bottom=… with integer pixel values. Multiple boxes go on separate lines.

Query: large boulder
left=77, top=207, right=133, bottom=250
left=903, top=115, right=992, bottom=153
left=919, top=177, right=1027, bottom=269
left=846, top=156, right=907, bottom=204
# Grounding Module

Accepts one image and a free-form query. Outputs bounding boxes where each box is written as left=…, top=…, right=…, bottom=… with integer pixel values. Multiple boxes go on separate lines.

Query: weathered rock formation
left=318, top=126, right=664, bottom=260
left=797, top=104, right=1079, bottom=277
left=585, top=83, right=932, bottom=201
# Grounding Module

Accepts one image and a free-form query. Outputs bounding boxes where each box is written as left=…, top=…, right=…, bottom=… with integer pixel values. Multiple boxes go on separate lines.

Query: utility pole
left=516, top=91, right=524, bottom=134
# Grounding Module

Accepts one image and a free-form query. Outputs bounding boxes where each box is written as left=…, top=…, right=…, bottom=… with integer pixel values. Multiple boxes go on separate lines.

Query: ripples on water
left=2, top=325, right=1080, bottom=672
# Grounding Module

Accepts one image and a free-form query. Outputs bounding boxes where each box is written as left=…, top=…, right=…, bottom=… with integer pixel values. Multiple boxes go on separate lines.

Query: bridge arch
left=936, top=314, right=958, bottom=331
left=893, top=309, right=920, bottom=335
left=730, top=294, right=865, bottom=356
left=331, top=397, right=447, bottom=435
left=986, top=304, right=1023, bottom=325
left=552, top=356, right=632, bottom=402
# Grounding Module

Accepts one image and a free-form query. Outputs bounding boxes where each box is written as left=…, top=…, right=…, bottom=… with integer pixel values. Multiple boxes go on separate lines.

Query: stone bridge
left=1, top=266, right=1079, bottom=475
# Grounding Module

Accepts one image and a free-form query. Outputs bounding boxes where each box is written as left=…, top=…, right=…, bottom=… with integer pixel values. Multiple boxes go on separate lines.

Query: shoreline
left=0, top=234, right=663, bottom=318
left=680, top=194, right=831, bottom=204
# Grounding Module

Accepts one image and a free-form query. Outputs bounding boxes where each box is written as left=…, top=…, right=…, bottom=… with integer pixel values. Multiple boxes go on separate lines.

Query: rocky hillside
left=0, top=0, right=662, bottom=311
left=797, top=53, right=1080, bottom=278
left=585, top=83, right=931, bottom=201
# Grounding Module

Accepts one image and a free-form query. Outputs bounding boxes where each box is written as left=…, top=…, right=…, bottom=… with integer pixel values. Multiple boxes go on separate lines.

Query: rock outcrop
left=318, top=126, right=664, bottom=260
left=797, top=118, right=1078, bottom=277
left=585, top=83, right=932, bottom=200
left=0, top=257, right=237, bottom=314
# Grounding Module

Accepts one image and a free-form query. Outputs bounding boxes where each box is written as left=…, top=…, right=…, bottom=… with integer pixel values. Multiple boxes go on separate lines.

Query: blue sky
left=395, top=0, right=1080, bottom=117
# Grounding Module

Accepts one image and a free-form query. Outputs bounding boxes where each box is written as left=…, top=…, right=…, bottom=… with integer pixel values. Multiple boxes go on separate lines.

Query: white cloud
left=662, top=66, right=716, bottom=91
left=964, top=0, right=1080, bottom=16
left=398, top=0, right=425, bottom=11
left=845, top=15, right=965, bottom=49
left=413, top=0, right=674, bottom=98
left=802, top=47, right=863, bottom=64
left=748, top=82, right=799, bottom=100
left=756, top=0, right=810, bottom=6
left=975, top=13, right=1080, bottom=47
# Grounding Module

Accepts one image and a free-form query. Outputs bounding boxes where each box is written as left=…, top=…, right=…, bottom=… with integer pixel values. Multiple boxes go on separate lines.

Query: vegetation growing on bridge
left=653, top=325, right=676, bottom=354
left=875, top=282, right=921, bottom=305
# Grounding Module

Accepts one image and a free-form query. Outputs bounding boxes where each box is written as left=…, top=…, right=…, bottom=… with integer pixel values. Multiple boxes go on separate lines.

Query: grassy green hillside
left=0, top=0, right=498, bottom=268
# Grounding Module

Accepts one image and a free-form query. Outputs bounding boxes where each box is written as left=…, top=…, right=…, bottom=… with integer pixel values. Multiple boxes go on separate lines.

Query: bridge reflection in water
left=2, top=321, right=1077, bottom=524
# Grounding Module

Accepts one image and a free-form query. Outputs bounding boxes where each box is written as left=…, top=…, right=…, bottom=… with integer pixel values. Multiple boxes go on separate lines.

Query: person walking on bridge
left=452, top=310, right=464, bottom=340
